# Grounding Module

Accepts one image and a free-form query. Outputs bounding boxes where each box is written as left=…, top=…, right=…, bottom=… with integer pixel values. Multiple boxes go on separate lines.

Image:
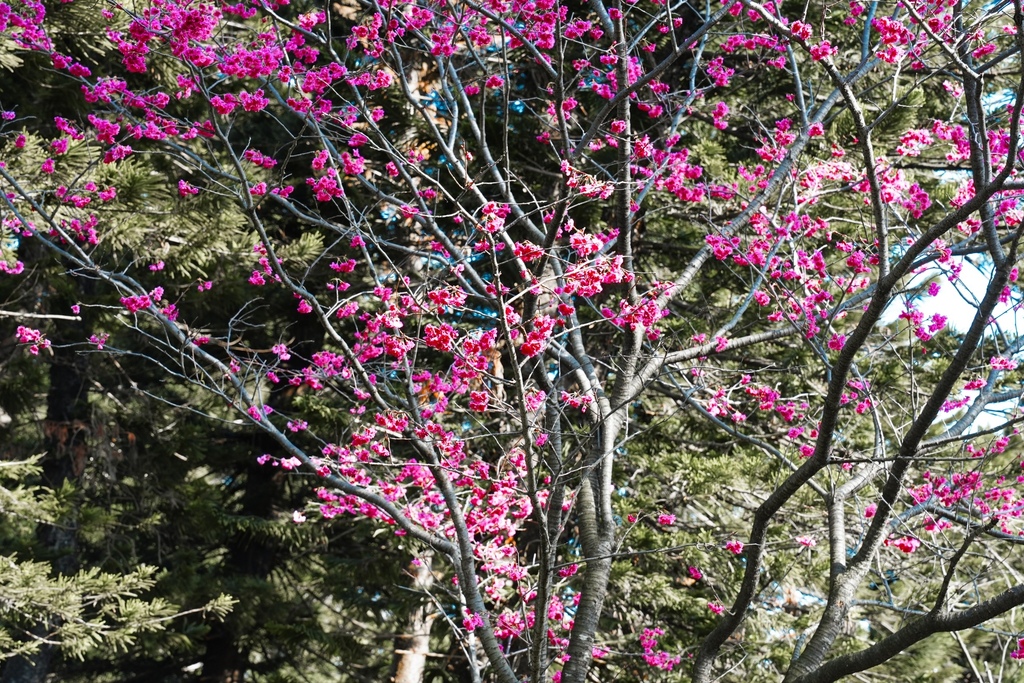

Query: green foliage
left=0, top=456, right=236, bottom=662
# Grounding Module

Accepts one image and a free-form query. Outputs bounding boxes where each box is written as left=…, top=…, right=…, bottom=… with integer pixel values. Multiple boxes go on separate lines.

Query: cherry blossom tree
left=4, top=0, right=1024, bottom=679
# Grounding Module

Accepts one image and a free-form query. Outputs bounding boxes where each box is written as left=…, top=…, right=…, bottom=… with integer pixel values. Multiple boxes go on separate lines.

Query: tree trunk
left=394, top=552, right=436, bottom=683
left=1, top=305, right=90, bottom=683
left=199, top=318, right=320, bottom=682
left=199, top=459, right=279, bottom=682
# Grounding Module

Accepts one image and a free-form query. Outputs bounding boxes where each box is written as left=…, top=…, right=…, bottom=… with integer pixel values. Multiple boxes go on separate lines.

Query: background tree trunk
left=2, top=295, right=90, bottom=683
left=394, top=552, right=436, bottom=683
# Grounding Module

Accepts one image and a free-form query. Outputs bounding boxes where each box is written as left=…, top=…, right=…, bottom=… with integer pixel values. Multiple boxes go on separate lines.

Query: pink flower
left=424, top=323, right=458, bottom=352
left=809, top=40, right=838, bottom=61
left=885, top=535, right=921, bottom=553
left=239, top=90, right=269, bottom=112
left=657, top=513, right=676, bottom=526
left=210, top=94, right=238, bottom=115
left=790, top=20, right=812, bottom=40
left=462, top=612, right=484, bottom=631
left=707, top=601, right=725, bottom=615
left=688, top=566, right=703, bottom=581
left=15, top=326, right=50, bottom=355
left=525, top=390, right=546, bottom=411
left=102, top=144, right=133, bottom=164
left=725, top=540, right=744, bottom=555
left=795, top=535, right=816, bottom=548
left=828, top=333, right=846, bottom=351
left=121, top=294, right=152, bottom=313
left=298, top=10, right=325, bottom=28
left=991, top=356, right=1019, bottom=371
left=864, top=503, right=877, bottom=518
left=311, top=149, right=331, bottom=171
left=469, top=390, right=489, bottom=412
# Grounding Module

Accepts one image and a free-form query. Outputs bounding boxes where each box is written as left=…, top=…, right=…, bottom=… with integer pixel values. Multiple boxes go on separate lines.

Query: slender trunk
left=560, top=471, right=614, bottom=683
left=394, top=552, right=436, bottom=683
left=1, top=300, right=90, bottom=683
left=199, top=630, right=245, bottom=683
left=199, top=458, right=278, bottom=683
left=0, top=647, right=58, bottom=683
left=200, top=316, right=323, bottom=682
